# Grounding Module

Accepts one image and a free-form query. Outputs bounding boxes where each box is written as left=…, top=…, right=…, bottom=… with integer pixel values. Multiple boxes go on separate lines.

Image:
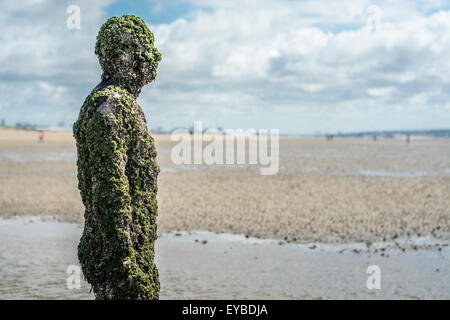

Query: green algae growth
left=73, top=15, right=161, bottom=300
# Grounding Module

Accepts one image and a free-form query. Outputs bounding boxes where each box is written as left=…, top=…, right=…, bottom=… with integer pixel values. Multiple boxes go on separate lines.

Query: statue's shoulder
left=90, top=85, right=135, bottom=115
left=74, top=85, right=137, bottom=136
left=79, top=85, right=137, bottom=121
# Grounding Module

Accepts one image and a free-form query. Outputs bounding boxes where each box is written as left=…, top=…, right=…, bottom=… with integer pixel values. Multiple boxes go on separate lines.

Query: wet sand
left=0, top=128, right=449, bottom=243
left=0, top=128, right=449, bottom=299
left=0, top=217, right=448, bottom=299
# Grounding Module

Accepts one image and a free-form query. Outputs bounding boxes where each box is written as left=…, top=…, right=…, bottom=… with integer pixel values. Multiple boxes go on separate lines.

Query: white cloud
left=367, top=87, right=396, bottom=97
left=1, top=0, right=450, bottom=133
left=146, top=0, right=450, bottom=132
left=408, top=92, right=429, bottom=106
left=0, top=0, right=112, bottom=126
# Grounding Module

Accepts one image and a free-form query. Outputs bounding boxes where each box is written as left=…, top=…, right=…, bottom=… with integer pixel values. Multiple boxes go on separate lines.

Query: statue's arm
left=84, top=108, right=134, bottom=257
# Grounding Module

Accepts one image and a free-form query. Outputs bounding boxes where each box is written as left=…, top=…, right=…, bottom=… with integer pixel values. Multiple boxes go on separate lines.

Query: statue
left=73, top=15, right=162, bottom=300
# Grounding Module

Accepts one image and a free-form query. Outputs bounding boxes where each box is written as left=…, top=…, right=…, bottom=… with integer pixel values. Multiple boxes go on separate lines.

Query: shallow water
left=0, top=218, right=448, bottom=299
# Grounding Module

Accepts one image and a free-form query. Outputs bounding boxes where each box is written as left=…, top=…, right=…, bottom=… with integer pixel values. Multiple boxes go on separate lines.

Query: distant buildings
left=13, top=122, right=49, bottom=131
left=324, top=129, right=450, bottom=139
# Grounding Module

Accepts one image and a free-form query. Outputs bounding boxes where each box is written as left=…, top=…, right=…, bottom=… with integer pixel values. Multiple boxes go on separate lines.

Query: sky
left=1, top=0, right=450, bottom=135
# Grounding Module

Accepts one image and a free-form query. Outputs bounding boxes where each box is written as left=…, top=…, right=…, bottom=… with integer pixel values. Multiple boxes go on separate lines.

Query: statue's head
left=95, top=15, right=161, bottom=94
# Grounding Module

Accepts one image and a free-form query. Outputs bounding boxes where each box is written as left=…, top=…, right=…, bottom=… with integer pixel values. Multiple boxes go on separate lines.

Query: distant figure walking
left=38, top=130, right=45, bottom=142
left=406, top=133, right=410, bottom=144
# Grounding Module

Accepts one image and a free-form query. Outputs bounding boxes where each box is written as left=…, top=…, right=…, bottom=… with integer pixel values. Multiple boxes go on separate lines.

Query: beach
left=0, top=128, right=449, bottom=299
left=1, top=217, right=448, bottom=299
left=1, top=128, right=448, bottom=243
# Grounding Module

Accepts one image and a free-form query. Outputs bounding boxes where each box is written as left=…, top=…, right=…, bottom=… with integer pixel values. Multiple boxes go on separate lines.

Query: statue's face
left=95, top=15, right=161, bottom=88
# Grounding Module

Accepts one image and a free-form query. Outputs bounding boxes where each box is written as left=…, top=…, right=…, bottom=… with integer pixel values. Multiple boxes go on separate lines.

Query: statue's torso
left=73, top=84, right=159, bottom=299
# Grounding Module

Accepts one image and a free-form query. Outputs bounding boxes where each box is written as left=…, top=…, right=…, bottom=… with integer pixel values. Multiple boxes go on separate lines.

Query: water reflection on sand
left=0, top=218, right=448, bottom=299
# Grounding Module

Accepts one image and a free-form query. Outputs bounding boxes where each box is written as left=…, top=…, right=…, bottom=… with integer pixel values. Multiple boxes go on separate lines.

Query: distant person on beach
left=38, top=130, right=44, bottom=142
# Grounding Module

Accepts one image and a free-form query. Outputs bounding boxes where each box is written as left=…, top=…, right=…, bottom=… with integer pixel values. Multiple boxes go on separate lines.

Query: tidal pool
left=0, top=217, right=448, bottom=299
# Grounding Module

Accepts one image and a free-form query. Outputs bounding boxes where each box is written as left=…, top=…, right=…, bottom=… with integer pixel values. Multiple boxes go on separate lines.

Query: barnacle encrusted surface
left=95, top=15, right=161, bottom=96
left=73, top=15, right=161, bottom=300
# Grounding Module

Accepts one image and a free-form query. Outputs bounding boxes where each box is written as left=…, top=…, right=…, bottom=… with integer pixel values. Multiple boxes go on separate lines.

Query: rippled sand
left=0, top=128, right=449, bottom=244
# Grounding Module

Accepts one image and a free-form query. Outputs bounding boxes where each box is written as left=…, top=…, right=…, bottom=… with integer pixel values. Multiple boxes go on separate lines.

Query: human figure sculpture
left=73, top=15, right=162, bottom=300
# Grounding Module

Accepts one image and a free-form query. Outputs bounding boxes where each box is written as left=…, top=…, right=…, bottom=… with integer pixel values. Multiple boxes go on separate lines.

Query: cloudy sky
left=1, top=0, right=450, bottom=135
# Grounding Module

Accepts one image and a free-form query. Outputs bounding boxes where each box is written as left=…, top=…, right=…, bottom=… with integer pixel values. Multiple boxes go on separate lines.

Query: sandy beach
left=0, top=128, right=449, bottom=299
left=0, top=128, right=449, bottom=243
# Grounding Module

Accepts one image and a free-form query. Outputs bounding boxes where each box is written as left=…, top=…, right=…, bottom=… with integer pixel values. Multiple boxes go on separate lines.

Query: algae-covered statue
left=73, top=15, right=162, bottom=300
